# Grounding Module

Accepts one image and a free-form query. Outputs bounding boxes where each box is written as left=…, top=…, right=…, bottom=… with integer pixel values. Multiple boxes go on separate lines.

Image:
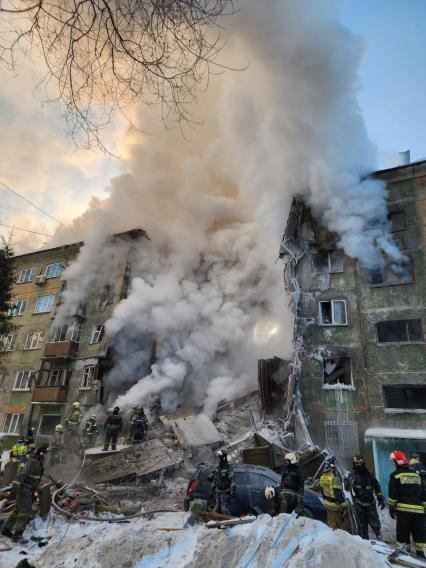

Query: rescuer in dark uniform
left=130, top=407, right=148, bottom=444
left=103, top=407, right=123, bottom=451
left=388, top=450, right=426, bottom=557
left=212, top=449, right=235, bottom=516
left=344, top=455, right=385, bottom=540
left=1, top=444, right=49, bottom=543
left=277, top=452, right=304, bottom=515
left=320, top=457, right=351, bottom=531
left=410, top=455, right=426, bottom=487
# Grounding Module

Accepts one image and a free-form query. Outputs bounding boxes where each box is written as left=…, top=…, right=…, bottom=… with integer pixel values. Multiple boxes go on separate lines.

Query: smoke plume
left=54, top=0, right=401, bottom=413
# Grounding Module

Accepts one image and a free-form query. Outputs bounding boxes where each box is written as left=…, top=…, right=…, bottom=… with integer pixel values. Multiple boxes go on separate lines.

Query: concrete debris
left=83, top=439, right=184, bottom=484
left=161, top=412, right=222, bottom=450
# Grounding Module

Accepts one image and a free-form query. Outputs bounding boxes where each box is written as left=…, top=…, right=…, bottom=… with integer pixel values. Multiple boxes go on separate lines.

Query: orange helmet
left=390, top=450, right=408, bottom=466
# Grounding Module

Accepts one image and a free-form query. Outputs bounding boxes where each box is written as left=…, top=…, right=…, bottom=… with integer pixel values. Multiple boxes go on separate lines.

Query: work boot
left=374, top=532, right=382, bottom=541
left=12, top=531, right=28, bottom=544
left=102, top=446, right=108, bottom=451
left=1, top=527, right=13, bottom=538
left=111, top=445, right=116, bottom=451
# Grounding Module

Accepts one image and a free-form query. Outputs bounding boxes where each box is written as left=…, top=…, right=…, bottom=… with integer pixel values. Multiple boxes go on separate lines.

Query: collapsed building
left=279, top=158, right=426, bottom=493
left=0, top=229, right=147, bottom=447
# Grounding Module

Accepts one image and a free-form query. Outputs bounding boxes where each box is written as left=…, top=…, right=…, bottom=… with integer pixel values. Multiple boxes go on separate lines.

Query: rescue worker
left=127, top=405, right=139, bottom=440
left=149, top=398, right=161, bottom=423
left=344, top=455, right=385, bottom=540
left=277, top=452, right=304, bottom=515
left=11, top=437, right=28, bottom=461
left=103, top=407, right=123, bottom=451
left=388, top=450, right=426, bottom=557
left=1, top=444, right=49, bottom=543
left=66, top=402, right=83, bottom=430
left=3, top=437, right=28, bottom=485
left=131, top=407, right=148, bottom=444
left=50, top=424, right=65, bottom=465
left=83, top=415, right=99, bottom=448
left=212, top=449, right=235, bottom=516
left=320, top=457, right=351, bottom=531
left=409, top=455, right=426, bottom=486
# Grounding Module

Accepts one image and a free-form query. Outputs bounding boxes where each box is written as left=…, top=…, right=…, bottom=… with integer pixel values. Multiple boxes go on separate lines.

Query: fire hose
left=51, top=484, right=177, bottom=523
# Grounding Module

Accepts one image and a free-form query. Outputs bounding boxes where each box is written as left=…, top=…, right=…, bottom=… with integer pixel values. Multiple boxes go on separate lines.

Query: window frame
left=44, top=262, right=64, bottom=279
left=24, top=330, right=44, bottom=350
left=376, top=319, right=424, bottom=344
left=383, top=385, right=426, bottom=413
left=322, top=356, right=354, bottom=390
left=37, top=414, right=62, bottom=436
left=9, top=299, right=27, bottom=317
left=0, top=369, right=6, bottom=388
left=13, top=369, right=36, bottom=391
left=51, top=321, right=83, bottom=343
left=17, top=267, right=37, bottom=283
left=319, top=300, right=348, bottom=326
left=314, top=249, right=344, bottom=275
left=388, top=209, right=406, bottom=233
left=90, top=324, right=105, bottom=344
left=34, top=294, right=55, bottom=314
left=47, top=368, right=68, bottom=387
left=0, top=333, right=15, bottom=352
left=80, top=365, right=97, bottom=390
left=3, top=413, right=23, bottom=435
left=369, top=257, right=414, bottom=287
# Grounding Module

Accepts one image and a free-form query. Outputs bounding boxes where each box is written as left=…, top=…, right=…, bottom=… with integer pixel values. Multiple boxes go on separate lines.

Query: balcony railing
left=32, top=386, right=68, bottom=403
left=43, top=340, right=78, bottom=359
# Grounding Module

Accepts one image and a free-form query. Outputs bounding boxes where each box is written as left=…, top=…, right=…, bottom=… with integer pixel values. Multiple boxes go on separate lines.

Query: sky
left=0, top=0, right=425, bottom=250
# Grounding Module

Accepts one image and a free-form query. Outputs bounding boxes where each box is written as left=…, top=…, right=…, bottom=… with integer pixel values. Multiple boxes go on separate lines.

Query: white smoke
left=53, top=0, right=401, bottom=413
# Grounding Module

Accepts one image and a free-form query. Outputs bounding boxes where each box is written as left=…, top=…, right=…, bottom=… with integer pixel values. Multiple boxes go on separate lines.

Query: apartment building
left=280, top=160, right=426, bottom=492
left=0, top=228, right=146, bottom=447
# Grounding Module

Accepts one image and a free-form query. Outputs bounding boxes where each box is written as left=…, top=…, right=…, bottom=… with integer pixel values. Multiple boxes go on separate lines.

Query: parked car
left=184, top=463, right=327, bottom=523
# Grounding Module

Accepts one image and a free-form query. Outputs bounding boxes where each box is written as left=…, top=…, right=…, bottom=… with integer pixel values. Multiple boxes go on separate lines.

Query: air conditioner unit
left=35, top=275, right=47, bottom=286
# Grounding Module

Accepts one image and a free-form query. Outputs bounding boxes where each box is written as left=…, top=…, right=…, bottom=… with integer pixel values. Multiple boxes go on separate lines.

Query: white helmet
left=264, top=486, right=275, bottom=500
left=55, top=424, right=63, bottom=432
left=72, top=402, right=80, bottom=408
left=284, top=452, right=298, bottom=465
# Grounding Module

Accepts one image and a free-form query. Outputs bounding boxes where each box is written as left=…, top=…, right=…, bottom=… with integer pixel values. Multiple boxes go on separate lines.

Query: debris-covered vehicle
left=184, top=463, right=327, bottom=522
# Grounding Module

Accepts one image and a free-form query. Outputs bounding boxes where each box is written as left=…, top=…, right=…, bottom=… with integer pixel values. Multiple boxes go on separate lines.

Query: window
left=24, top=331, right=44, bottom=350
left=324, top=420, right=359, bottom=458
left=384, top=386, right=426, bottom=410
left=0, top=333, right=15, bottom=352
left=34, top=294, right=55, bottom=314
left=13, top=370, right=35, bottom=391
left=98, top=284, right=114, bottom=307
left=9, top=299, right=27, bottom=317
left=323, top=357, right=352, bottom=387
left=319, top=300, right=347, bottom=325
left=315, top=249, right=343, bottom=274
left=0, top=369, right=6, bottom=388
left=376, top=319, right=423, bottom=343
left=37, top=414, right=62, bottom=436
left=388, top=209, right=406, bottom=232
left=370, top=258, right=414, bottom=286
left=3, top=413, right=23, bottom=434
left=51, top=321, right=83, bottom=343
left=90, top=325, right=105, bottom=344
left=80, top=365, right=97, bottom=389
left=17, top=267, right=37, bottom=283
left=47, top=369, right=67, bottom=387
left=44, top=263, right=64, bottom=279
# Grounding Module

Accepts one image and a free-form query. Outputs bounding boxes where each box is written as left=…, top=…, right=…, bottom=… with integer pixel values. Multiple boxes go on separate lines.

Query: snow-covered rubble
left=2, top=512, right=387, bottom=568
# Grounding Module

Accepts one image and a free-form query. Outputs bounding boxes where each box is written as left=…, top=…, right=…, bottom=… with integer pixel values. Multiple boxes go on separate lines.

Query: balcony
left=32, top=386, right=68, bottom=403
left=43, top=340, right=78, bottom=359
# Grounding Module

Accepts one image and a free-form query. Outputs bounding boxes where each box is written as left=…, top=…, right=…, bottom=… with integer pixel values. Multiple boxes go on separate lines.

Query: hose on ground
left=51, top=484, right=177, bottom=523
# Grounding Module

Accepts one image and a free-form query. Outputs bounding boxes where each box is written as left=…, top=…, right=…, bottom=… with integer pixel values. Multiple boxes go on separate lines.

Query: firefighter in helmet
left=277, top=452, right=304, bottom=515
left=344, top=455, right=384, bottom=540
left=50, top=424, right=65, bottom=465
left=320, top=457, right=351, bottom=531
left=212, top=449, right=235, bottom=516
left=388, top=450, right=426, bottom=557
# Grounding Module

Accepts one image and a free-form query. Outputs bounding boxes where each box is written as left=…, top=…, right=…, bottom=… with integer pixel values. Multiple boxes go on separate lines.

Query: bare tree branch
left=0, top=0, right=235, bottom=151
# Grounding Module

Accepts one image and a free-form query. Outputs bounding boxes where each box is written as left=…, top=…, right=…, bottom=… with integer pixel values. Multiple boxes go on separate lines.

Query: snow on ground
left=1, top=512, right=388, bottom=568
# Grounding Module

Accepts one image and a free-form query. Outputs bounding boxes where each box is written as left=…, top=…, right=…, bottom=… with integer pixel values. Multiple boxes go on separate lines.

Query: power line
left=0, top=180, right=67, bottom=228
left=0, top=223, right=53, bottom=238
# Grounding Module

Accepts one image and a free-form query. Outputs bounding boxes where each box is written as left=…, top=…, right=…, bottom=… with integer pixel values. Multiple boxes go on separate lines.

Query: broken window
left=376, top=319, right=423, bottom=343
left=323, top=357, right=352, bottom=387
left=370, top=258, right=414, bottom=286
left=0, top=333, right=15, bottom=352
left=319, top=300, right=347, bottom=325
left=24, top=330, right=44, bottom=350
left=315, top=249, right=343, bottom=274
left=388, top=209, right=406, bottom=232
left=384, top=385, right=426, bottom=410
left=45, top=368, right=70, bottom=387
left=37, top=414, right=62, bottom=436
left=51, top=321, right=83, bottom=343
left=90, top=325, right=105, bottom=344
left=9, top=299, right=27, bottom=317
left=98, top=284, right=114, bottom=307
left=80, top=365, right=97, bottom=389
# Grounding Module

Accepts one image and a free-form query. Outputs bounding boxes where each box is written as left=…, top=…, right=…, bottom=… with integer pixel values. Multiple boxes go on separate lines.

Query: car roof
left=196, top=462, right=280, bottom=480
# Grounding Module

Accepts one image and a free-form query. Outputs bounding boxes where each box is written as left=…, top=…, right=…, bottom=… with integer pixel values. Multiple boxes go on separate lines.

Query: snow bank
left=1, top=512, right=387, bottom=568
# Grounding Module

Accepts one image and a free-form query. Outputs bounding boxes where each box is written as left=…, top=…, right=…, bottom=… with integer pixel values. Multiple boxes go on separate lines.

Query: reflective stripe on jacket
left=388, top=467, right=426, bottom=514
left=320, top=470, right=348, bottom=510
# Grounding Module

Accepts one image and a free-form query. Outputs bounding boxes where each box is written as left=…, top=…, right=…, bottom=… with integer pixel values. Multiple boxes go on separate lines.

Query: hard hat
left=216, top=449, right=228, bottom=461
left=72, top=402, right=80, bottom=408
left=91, top=414, right=97, bottom=419
left=17, top=437, right=25, bottom=444
left=325, top=456, right=337, bottom=469
left=55, top=424, right=63, bottom=432
left=35, top=444, right=50, bottom=457
left=390, top=450, right=408, bottom=466
left=265, top=486, right=275, bottom=500
left=409, top=458, right=419, bottom=466
left=113, top=406, right=120, bottom=413
left=353, top=455, right=365, bottom=466
left=284, top=452, right=298, bottom=465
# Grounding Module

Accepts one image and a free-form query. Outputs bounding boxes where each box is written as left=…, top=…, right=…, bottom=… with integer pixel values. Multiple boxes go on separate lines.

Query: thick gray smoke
left=54, top=0, right=401, bottom=413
